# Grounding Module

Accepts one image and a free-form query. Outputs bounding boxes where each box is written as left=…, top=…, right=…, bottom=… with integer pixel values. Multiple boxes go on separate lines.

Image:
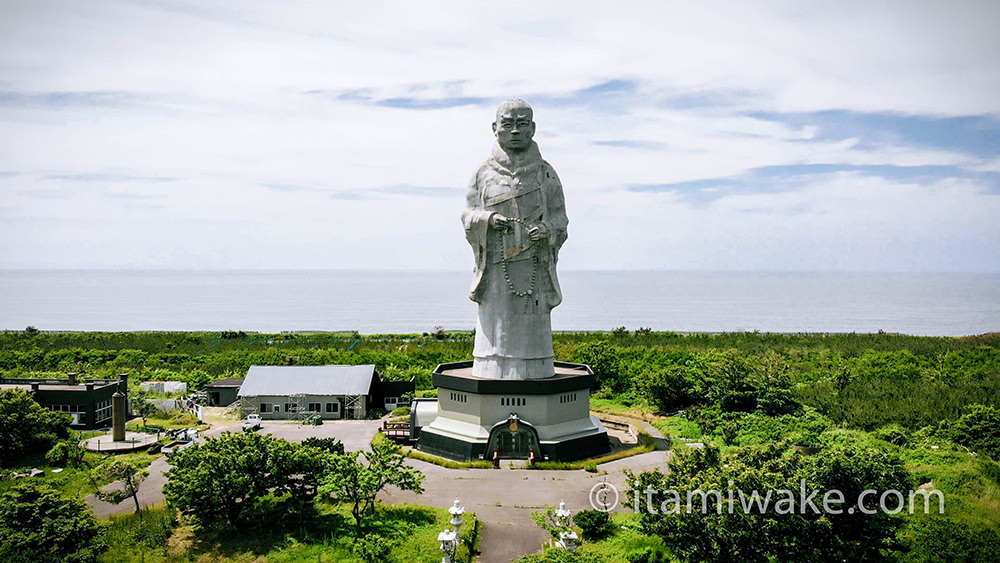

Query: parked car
left=242, top=414, right=262, bottom=432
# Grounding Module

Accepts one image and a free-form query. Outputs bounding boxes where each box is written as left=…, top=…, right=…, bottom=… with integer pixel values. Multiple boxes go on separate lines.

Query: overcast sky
left=1, top=0, right=998, bottom=272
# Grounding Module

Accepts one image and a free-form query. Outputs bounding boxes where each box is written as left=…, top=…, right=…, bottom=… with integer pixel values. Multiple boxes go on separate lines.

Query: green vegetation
left=528, top=431, right=657, bottom=470
left=98, top=502, right=479, bottom=563
left=0, top=481, right=105, bottom=563
left=320, top=436, right=425, bottom=535
left=0, top=388, right=72, bottom=466
left=402, top=446, right=496, bottom=469
left=3, top=329, right=999, bottom=562
left=164, top=431, right=330, bottom=529
left=90, top=458, right=149, bottom=513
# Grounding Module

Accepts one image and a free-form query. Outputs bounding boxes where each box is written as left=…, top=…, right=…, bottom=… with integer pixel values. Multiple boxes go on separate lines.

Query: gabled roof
left=206, top=377, right=244, bottom=388
left=237, top=365, right=377, bottom=397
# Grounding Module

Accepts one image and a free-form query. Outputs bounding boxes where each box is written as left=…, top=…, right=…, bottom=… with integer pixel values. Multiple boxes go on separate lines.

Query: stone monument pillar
left=112, top=390, right=126, bottom=441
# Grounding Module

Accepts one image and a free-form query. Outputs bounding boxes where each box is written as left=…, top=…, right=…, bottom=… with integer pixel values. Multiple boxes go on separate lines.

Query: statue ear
left=492, top=122, right=497, bottom=134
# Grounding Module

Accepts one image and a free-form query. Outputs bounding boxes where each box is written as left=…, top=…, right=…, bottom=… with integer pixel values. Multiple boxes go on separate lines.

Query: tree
left=164, top=431, right=327, bottom=528
left=302, top=436, right=345, bottom=454
left=629, top=439, right=911, bottom=563
left=530, top=506, right=570, bottom=540
left=130, top=389, right=159, bottom=428
left=319, top=437, right=424, bottom=536
left=91, top=458, right=150, bottom=513
left=0, top=481, right=105, bottom=563
left=950, top=404, right=1000, bottom=459
left=574, top=340, right=624, bottom=392
left=640, top=365, right=694, bottom=413
left=0, top=388, right=71, bottom=466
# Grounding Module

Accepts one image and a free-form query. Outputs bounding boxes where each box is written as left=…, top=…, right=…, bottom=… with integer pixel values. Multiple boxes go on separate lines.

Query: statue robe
left=462, top=141, right=568, bottom=380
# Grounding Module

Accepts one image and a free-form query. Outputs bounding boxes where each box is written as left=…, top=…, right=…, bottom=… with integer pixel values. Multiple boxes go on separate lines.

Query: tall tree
left=319, top=437, right=424, bottom=536
left=164, top=431, right=326, bottom=528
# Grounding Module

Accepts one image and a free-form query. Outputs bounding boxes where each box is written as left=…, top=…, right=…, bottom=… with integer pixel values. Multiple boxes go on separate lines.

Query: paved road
left=85, top=418, right=671, bottom=562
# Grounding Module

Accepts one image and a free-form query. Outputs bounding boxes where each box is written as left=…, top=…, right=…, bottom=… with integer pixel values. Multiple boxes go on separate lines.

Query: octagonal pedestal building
left=413, top=361, right=610, bottom=462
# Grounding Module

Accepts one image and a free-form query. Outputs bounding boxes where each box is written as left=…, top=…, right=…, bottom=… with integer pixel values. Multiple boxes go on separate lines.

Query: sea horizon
left=2, top=269, right=998, bottom=337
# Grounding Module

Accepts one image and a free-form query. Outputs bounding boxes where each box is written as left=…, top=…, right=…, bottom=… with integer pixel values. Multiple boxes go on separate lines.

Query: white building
left=139, top=381, right=188, bottom=394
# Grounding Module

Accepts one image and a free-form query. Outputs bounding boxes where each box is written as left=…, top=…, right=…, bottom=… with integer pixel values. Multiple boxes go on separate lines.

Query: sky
left=1, top=0, right=999, bottom=272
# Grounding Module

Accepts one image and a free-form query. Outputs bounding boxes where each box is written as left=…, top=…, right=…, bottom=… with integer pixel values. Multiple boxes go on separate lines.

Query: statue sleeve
left=462, top=167, right=492, bottom=247
left=542, top=164, right=568, bottom=252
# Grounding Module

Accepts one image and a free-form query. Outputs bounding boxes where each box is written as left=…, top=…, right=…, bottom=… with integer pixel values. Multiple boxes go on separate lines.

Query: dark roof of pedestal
left=238, top=365, right=377, bottom=397
left=432, top=361, right=596, bottom=394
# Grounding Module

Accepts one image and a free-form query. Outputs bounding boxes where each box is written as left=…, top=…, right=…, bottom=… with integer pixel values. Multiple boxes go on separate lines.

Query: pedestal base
left=413, top=361, right=610, bottom=462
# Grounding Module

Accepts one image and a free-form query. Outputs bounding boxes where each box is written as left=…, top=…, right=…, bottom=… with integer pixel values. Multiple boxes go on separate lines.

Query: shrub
left=353, top=534, right=394, bottom=563
left=574, top=509, right=614, bottom=541
left=0, top=481, right=105, bottom=563
left=950, top=404, right=1000, bottom=459
left=45, top=439, right=85, bottom=468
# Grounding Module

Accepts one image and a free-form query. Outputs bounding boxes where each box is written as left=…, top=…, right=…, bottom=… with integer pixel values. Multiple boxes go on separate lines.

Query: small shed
left=204, top=377, right=244, bottom=407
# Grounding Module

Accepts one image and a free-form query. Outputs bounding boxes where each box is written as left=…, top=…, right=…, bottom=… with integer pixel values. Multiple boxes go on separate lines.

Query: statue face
left=492, top=107, right=535, bottom=153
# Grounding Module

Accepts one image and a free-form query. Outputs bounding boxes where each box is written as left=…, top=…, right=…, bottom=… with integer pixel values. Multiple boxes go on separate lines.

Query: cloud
left=0, top=91, right=149, bottom=109
left=44, top=173, right=179, bottom=183
left=1, top=0, right=998, bottom=272
left=593, top=140, right=666, bottom=150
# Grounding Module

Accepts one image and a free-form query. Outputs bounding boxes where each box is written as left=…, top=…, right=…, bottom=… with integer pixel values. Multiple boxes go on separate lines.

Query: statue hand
left=528, top=223, right=548, bottom=242
left=490, top=214, right=511, bottom=230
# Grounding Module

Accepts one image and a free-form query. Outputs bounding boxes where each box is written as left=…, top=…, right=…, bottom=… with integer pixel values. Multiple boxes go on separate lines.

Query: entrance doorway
left=487, top=416, right=539, bottom=459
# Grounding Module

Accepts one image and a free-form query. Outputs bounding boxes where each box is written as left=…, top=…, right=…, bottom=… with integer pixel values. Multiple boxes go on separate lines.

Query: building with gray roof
left=237, top=365, right=413, bottom=420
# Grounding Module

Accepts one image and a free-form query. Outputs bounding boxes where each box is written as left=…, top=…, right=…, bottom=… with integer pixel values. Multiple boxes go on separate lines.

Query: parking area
left=238, top=419, right=385, bottom=452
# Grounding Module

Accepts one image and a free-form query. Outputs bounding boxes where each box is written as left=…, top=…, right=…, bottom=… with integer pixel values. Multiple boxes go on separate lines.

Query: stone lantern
left=449, top=498, right=465, bottom=539
left=437, top=529, right=458, bottom=563
left=554, top=500, right=578, bottom=552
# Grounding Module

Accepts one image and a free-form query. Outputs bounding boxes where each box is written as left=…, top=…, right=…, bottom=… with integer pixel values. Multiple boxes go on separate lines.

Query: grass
left=1, top=448, right=158, bottom=500
left=590, top=397, right=655, bottom=420
left=650, top=416, right=702, bottom=440
left=141, top=411, right=207, bottom=430
left=536, top=512, right=669, bottom=563
left=526, top=432, right=658, bottom=470
left=402, top=446, right=496, bottom=469
left=98, top=502, right=479, bottom=563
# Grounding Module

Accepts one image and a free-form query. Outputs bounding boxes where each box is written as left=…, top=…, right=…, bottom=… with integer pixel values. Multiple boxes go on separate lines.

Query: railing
left=599, top=418, right=638, bottom=442
left=382, top=420, right=411, bottom=440
left=88, top=437, right=152, bottom=452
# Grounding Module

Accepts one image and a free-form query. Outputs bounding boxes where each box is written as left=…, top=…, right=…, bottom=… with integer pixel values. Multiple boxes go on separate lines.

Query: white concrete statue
left=462, top=99, right=568, bottom=380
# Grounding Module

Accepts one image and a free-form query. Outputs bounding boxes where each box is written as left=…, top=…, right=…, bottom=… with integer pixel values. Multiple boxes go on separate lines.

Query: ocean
left=0, top=270, right=997, bottom=336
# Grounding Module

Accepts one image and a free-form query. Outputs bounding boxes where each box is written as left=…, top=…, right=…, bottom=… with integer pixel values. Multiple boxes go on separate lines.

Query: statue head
left=492, top=98, right=535, bottom=153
